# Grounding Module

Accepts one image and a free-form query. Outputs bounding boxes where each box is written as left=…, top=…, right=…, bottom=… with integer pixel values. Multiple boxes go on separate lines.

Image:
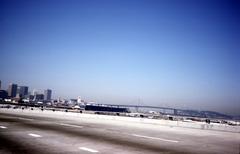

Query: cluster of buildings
left=0, top=80, right=88, bottom=107
left=0, top=80, right=52, bottom=103
left=0, top=80, right=123, bottom=111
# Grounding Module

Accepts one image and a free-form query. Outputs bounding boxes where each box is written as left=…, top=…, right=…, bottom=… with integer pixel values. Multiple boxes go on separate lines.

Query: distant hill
left=176, top=109, right=233, bottom=119
left=232, top=115, right=240, bottom=120
left=200, top=111, right=232, bottom=119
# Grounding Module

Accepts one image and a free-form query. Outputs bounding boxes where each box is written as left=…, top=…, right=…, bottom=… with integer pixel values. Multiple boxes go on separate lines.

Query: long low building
left=85, top=104, right=129, bottom=113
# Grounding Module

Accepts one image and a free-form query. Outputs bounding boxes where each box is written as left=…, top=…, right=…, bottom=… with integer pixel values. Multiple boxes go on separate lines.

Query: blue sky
left=0, top=0, right=239, bottom=115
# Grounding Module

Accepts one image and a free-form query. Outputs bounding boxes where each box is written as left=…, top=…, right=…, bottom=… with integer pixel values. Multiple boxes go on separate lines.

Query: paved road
left=0, top=110, right=239, bottom=154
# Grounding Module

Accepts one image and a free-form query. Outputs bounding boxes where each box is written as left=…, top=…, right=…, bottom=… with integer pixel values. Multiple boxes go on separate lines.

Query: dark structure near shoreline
left=85, top=105, right=129, bottom=113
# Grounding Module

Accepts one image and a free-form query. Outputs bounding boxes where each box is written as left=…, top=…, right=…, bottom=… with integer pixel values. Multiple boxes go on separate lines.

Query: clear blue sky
left=0, top=0, right=239, bottom=115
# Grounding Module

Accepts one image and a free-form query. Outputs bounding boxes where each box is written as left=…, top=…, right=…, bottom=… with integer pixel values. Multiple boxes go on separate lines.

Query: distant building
left=0, top=90, right=8, bottom=100
left=68, top=99, right=77, bottom=106
left=77, top=96, right=82, bottom=103
left=85, top=104, right=129, bottom=113
left=44, top=89, right=52, bottom=101
left=34, top=94, right=44, bottom=101
left=29, top=95, right=34, bottom=101
left=18, top=86, right=28, bottom=97
left=32, top=89, right=38, bottom=95
left=8, top=83, right=18, bottom=98
left=70, top=99, right=77, bottom=104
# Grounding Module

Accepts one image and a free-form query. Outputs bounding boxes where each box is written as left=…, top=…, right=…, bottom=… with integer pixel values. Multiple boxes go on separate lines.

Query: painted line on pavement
left=79, top=147, right=98, bottom=153
left=58, top=123, right=83, bottom=128
left=18, top=117, right=34, bottom=121
left=0, top=126, right=7, bottom=129
left=131, top=134, right=179, bottom=143
left=28, top=133, right=42, bottom=138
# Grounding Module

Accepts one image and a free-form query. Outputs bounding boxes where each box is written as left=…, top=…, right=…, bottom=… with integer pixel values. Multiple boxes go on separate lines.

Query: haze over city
left=1, top=0, right=239, bottom=115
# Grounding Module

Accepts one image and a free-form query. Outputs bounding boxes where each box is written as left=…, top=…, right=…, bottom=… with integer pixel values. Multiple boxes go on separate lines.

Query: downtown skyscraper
left=44, top=89, right=52, bottom=101
left=8, top=83, right=17, bottom=98
left=18, top=86, right=28, bottom=97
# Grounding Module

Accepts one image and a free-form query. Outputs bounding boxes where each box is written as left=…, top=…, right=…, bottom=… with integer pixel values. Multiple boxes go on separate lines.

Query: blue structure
left=85, top=105, right=129, bottom=113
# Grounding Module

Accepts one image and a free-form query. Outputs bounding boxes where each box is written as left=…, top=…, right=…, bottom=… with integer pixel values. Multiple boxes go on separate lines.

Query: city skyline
left=1, top=0, right=240, bottom=115
left=0, top=78, right=239, bottom=116
left=0, top=80, right=52, bottom=102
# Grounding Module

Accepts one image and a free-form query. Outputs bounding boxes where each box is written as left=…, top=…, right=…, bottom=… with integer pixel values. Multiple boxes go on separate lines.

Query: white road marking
left=0, top=126, right=7, bottom=129
left=131, top=134, right=179, bottom=143
left=79, top=147, right=98, bottom=153
left=28, top=133, right=42, bottom=138
left=58, top=123, right=83, bottom=128
left=18, top=117, right=33, bottom=121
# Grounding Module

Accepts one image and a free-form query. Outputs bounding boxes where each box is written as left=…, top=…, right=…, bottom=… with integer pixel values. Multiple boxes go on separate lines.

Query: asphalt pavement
left=0, top=109, right=239, bottom=154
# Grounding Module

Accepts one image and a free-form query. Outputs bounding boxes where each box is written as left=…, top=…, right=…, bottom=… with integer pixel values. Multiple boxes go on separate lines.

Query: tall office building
left=18, top=86, right=28, bottom=97
left=0, top=90, right=8, bottom=99
left=44, top=89, right=52, bottom=101
left=8, top=83, right=18, bottom=98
